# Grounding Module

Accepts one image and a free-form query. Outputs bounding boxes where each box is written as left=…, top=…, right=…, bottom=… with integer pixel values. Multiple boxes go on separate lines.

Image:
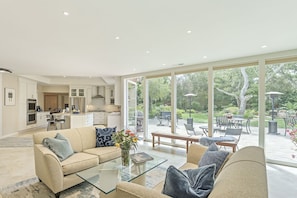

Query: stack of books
left=130, top=152, right=154, bottom=164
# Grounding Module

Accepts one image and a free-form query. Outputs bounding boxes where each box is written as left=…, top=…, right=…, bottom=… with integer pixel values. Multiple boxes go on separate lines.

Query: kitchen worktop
left=52, top=112, right=93, bottom=116
left=50, top=112, right=93, bottom=129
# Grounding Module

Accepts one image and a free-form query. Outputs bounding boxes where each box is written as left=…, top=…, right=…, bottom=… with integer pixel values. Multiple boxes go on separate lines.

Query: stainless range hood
left=92, top=86, right=105, bottom=99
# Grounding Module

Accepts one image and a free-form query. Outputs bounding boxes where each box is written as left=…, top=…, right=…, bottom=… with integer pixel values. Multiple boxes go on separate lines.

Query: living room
left=1, top=1, right=297, bottom=197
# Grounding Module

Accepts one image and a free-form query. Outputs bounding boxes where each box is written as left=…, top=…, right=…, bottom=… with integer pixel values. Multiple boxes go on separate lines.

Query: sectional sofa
left=115, top=144, right=268, bottom=198
left=33, top=126, right=121, bottom=197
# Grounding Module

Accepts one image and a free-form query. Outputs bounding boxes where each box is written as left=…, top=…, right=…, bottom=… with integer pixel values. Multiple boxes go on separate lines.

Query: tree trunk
left=238, top=68, right=249, bottom=115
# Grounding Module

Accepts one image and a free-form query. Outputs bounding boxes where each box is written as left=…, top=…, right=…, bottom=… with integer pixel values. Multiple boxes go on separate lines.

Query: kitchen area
left=19, top=77, right=122, bottom=131
left=46, top=85, right=121, bottom=130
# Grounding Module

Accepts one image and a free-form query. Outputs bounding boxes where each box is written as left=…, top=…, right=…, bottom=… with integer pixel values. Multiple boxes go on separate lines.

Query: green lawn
left=182, top=113, right=208, bottom=123
left=182, top=112, right=287, bottom=129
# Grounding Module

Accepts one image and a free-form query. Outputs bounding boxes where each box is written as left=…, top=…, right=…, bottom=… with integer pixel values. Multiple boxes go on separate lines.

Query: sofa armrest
left=187, top=144, right=208, bottom=164
left=34, top=144, right=64, bottom=193
left=115, top=182, right=170, bottom=198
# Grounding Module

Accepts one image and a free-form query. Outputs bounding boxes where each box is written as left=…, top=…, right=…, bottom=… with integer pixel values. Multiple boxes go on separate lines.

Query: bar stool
left=46, top=114, right=57, bottom=131
left=55, top=115, right=65, bottom=130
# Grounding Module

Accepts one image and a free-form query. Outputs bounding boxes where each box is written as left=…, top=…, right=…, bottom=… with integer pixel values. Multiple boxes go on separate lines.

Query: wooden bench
left=152, top=132, right=238, bottom=153
left=216, top=141, right=238, bottom=152
left=151, top=132, right=199, bottom=152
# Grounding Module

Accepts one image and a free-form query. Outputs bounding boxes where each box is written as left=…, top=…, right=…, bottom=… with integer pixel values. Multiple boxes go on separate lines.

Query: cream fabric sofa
left=33, top=126, right=121, bottom=196
left=115, top=144, right=268, bottom=198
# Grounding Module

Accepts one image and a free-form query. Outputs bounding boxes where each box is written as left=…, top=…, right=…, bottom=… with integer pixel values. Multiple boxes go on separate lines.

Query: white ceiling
left=1, top=0, right=297, bottom=78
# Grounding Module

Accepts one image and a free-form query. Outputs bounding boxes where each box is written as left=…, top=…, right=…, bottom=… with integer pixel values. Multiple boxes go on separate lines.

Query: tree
left=148, top=77, right=171, bottom=113
left=214, top=63, right=291, bottom=115
left=216, top=67, right=253, bottom=115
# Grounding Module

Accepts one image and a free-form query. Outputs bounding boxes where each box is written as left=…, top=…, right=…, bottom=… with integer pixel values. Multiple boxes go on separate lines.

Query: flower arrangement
left=289, top=129, right=297, bottom=147
left=112, top=129, right=138, bottom=166
left=112, top=129, right=138, bottom=150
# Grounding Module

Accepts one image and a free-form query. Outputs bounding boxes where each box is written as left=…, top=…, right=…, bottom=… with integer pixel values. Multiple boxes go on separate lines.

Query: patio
left=137, top=118, right=297, bottom=165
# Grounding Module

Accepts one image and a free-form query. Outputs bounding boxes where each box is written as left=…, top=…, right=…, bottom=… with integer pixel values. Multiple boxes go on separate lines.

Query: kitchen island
left=52, top=112, right=94, bottom=129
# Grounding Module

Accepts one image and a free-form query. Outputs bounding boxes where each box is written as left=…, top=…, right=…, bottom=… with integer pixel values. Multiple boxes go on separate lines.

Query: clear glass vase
left=121, top=148, right=130, bottom=166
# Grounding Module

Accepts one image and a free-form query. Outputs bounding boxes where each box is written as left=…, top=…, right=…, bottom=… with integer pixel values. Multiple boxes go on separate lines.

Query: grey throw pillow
left=42, top=133, right=74, bottom=161
left=198, top=143, right=229, bottom=176
left=95, top=127, right=117, bottom=147
left=162, top=164, right=215, bottom=198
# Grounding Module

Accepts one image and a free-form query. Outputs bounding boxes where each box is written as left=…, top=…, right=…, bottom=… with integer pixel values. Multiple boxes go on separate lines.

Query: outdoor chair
left=216, top=116, right=229, bottom=129
left=283, top=116, right=297, bottom=136
left=224, top=128, right=242, bottom=149
left=184, top=123, right=202, bottom=136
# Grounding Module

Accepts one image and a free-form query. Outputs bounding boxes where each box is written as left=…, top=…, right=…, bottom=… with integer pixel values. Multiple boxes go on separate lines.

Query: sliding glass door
left=147, top=76, right=172, bottom=140
left=126, top=80, right=137, bottom=133
left=265, top=61, right=297, bottom=166
left=213, top=66, right=259, bottom=149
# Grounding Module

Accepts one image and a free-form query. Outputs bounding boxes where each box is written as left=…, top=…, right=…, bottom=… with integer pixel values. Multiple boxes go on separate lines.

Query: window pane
left=265, top=62, right=297, bottom=165
left=214, top=66, right=259, bottom=151
left=147, top=76, right=172, bottom=140
left=176, top=71, right=208, bottom=136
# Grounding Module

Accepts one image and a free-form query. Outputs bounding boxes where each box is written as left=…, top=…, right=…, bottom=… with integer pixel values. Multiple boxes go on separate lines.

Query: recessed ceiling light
left=162, top=63, right=166, bottom=66
left=146, top=50, right=150, bottom=54
left=261, top=45, right=267, bottom=48
left=115, top=36, right=120, bottom=40
left=63, top=11, right=69, bottom=16
left=203, top=56, right=208, bottom=59
left=187, top=30, right=192, bottom=34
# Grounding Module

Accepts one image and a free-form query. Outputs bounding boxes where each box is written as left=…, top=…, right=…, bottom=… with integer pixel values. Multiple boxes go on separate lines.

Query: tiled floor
left=0, top=127, right=297, bottom=197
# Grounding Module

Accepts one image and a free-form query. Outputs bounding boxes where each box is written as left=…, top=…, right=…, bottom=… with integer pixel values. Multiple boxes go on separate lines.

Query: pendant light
left=0, top=68, right=12, bottom=73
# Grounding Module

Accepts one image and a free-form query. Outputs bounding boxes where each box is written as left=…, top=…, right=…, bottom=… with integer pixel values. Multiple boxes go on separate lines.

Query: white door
left=126, top=80, right=137, bottom=133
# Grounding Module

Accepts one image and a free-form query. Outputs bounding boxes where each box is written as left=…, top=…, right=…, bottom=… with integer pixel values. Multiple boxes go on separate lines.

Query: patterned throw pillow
left=162, top=164, right=216, bottom=198
left=95, top=127, right=117, bottom=147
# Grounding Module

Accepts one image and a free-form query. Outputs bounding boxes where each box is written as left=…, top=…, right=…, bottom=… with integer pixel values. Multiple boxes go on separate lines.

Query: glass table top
left=76, top=153, right=167, bottom=194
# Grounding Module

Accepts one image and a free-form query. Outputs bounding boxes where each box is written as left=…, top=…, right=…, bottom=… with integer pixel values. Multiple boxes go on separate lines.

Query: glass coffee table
left=76, top=153, right=167, bottom=194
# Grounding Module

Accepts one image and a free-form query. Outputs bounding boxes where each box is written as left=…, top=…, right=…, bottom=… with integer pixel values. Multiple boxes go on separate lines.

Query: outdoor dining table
left=228, top=117, right=245, bottom=128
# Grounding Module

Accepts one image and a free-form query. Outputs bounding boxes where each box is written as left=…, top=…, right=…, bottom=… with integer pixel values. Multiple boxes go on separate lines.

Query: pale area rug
left=0, top=137, right=33, bottom=147
left=0, top=165, right=168, bottom=198
left=0, top=177, right=100, bottom=198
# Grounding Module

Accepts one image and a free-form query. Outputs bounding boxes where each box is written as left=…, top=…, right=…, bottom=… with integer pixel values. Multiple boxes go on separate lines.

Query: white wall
left=2, top=73, right=18, bottom=136
left=42, top=85, right=69, bottom=93
left=0, top=74, right=2, bottom=137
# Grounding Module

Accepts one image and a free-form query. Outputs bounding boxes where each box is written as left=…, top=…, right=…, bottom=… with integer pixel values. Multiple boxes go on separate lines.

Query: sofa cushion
left=61, top=152, right=99, bottom=175
left=162, top=164, right=215, bottom=198
left=95, top=127, right=117, bottom=147
left=84, top=146, right=121, bottom=163
left=76, top=126, right=98, bottom=150
left=42, top=133, right=74, bottom=161
left=198, top=143, right=229, bottom=176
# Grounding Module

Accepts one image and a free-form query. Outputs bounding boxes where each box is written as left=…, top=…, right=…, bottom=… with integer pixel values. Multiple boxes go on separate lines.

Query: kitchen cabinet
left=105, top=85, right=115, bottom=105
left=70, top=113, right=93, bottom=128
left=107, top=112, right=121, bottom=128
left=70, top=87, right=85, bottom=97
left=19, top=78, right=37, bottom=100
left=86, top=87, right=92, bottom=105
left=27, top=81, right=37, bottom=99
left=37, top=112, right=50, bottom=127
left=93, top=112, right=106, bottom=125
left=18, top=77, right=37, bottom=131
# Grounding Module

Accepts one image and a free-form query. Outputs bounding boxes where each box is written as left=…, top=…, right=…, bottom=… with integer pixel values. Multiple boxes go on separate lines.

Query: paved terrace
left=136, top=118, right=297, bottom=165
